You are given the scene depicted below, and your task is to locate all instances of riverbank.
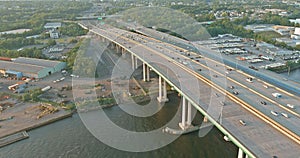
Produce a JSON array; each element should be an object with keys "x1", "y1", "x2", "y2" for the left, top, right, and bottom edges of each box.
[{"x1": 0, "y1": 102, "x2": 73, "y2": 141}]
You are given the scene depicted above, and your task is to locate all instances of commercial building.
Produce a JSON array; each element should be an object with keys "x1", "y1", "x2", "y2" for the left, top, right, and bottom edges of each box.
[
  {"x1": 49, "y1": 29, "x2": 60, "y2": 39},
  {"x1": 44, "y1": 22, "x2": 62, "y2": 30},
  {"x1": 0, "y1": 57, "x2": 66, "y2": 79}
]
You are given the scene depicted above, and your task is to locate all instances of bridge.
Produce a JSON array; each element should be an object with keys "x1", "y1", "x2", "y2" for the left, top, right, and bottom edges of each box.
[{"x1": 78, "y1": 21, "x2": 300, "y2": 158}]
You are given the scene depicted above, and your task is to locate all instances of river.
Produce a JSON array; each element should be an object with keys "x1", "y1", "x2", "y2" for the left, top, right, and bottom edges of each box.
[
  {"x1": 0, "y1": 94, "x2": 237, "y2": 158},
  {"x1": 281, "y1": 68, "x2": 300, "y2": 83}
]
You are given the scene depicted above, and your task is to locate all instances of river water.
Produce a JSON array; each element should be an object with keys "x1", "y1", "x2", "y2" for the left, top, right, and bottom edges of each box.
[
  {"x1": 281, "y1": 69, "x2": 300, "y2": 83},
  {"x1": 0, "y1": 94, "x2": 237, "y2": 158}
]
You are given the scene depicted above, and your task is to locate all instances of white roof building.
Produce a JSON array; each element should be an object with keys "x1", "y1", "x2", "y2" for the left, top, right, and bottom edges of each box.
[{"x1": 44, "y1": 23, "x2": 62, "y2": 29}]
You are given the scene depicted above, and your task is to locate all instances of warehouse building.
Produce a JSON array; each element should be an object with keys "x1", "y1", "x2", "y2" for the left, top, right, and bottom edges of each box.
[
  {"x1": 44, "y1": 22, "x2": 62, "y2": 30},
  {"x1": 0, "y1": 57, "x2": 66, "y2": 79}
]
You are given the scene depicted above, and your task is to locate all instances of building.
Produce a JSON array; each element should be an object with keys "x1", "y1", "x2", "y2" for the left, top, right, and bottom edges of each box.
[
  {"x1": 289, "y1": 19, "x2": 300, "y2": 25},
  {"x1": 272, "y1": 25, "x2": 294, "y2": 36},
  {"x1": 44, "y1": 22, "x2": 62, "y2": 30},
  {"x1": 0, "y1": 57, "x2": 66, "y2": 79},
  {"x1": 49, "y1": 29, "x2": 59, "y2": 39}
]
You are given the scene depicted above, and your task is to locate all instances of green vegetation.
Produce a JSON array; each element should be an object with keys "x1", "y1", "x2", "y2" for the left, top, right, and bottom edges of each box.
[
  {"x1": 255, "y1": 31, "x2": 282, "y2": 39},
  {"x1": 0, "y1": 48, "x2": 44, "y2": 58},
  {"x1": 268, "y1": 61, "x2": 300, "y2": 73},
  {"x1": 207, "y1": 19, "x2": 254, "y2": 38},
  {"x1": 63, "y1": 39, "x2": 96, "y2": 77},
  {"x1": 0, "y1": 1, "x2": 92, "y2": 33},
  {"x1": 60, "y1": 23, "x2": 88, "y2": 37},
  {"x1": 0, "y1": 1, "x2": 92, "y2": 63},
  {"x1": 21, "y1": 88, "x2": 43, "y2": 102},
  {"x1": 47, "y1": 39, "x2": 56, "y2": 47},
  {"x1": 0, "y1": 37, "x2": 38, "y2": 50}
]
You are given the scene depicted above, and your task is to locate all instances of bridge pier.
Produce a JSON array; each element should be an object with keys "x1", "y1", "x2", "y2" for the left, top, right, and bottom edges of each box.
[
  {"x1": 131, "y1": 54, "x2": 135, "y2": 70},
  {"x1": 146, "y1": 65, "x2": 150, "y2": 82},
  {"x1": 157, "y1": 76, "x2": 168, "y2": 102},
  {"x1": 142, "y1": 63, "x2": 150, "y2": 82},
  {"x1": 121, "y1": 48, "x2": 126, "y2": 58},
  {"x1": 101, "y1": 37, "x2": 106, "y2": 43},
  {"x1": 135, "y1": 56, "x2": 138, "y2": 69},
  {"x1": 238, "y1": 148, "x2": 248, "y2": 158},
  {"x1": 116, "y1": 45, "x2": 120, "y2": 53},
  {"x1": 179, "y1": 96, "x2": 193, "y2": 130},
  {"x1": 203, "y1": 116, "x2": 208, "y2": 123}
]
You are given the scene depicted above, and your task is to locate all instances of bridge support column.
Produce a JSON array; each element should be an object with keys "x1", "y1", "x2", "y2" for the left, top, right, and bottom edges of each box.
[
  {"x1": 203, "y1": 116, "x2": 208, "y2": 123},
  {"x1": 116, "y1": 45, "x2": 120, "y2": 53},
  {"x1": 187, "y1": 102, "x2": 192, "y2": 126},
  {"x1": 179, "y1": 96, "x2": 193, "y2": 130},
  {"x1": 157, "y1": 76, "x2": 168, "y2": 102},
  {"x1": 146, "y1": 65, "x2": 150, "y2": 82},
  {"x1": 238, "y1": 148, "x2": 244, "y2": 158},
  {"x1": 121, "y1": 48, "x2": 126, "y2": 58},
  {"x1": 143, "y1": 63, "x2": 146, "y2": 82},
  {"x1": 131, "y1": 54, "x2": 135, "y2": 70},
  {"x1": 135, "y1": 56, "x2": 138, "y2": 69}
]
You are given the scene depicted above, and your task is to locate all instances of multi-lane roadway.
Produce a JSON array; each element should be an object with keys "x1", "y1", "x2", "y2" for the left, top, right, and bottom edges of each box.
[{"x1": 81, "y1": 21, "x2": 300, "y2": 157}]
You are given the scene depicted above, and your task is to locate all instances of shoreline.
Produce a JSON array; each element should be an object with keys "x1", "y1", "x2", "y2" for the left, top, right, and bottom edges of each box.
[{"x1": 0, "y1": 106, "x2": 74, "y2": 148}]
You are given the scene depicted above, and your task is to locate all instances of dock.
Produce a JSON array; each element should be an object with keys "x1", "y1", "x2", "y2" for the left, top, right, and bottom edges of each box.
[{"x1": 0, "y1": 131, "x2": 29, "y2": 148}]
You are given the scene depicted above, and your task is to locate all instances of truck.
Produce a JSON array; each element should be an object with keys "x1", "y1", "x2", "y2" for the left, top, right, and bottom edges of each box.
[
  {"x1": 8, "y1": 84, "x2": 19, "y2": 90},
  {"x1": 41, "y1": 86, "x2": 52, "y2": 92},
  {"x1": 272, "y1": 93, "x2": 282, "y2": 98}
]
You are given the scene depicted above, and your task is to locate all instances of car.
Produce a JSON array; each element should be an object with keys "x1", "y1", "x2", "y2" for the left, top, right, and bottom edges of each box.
[
  {"x1": 215, "y1": 93, "x2": 219, "y2": 97},
  {"x1": 246, "y1": 77, "x2": 253, "y2": 83},
  {"x1": 271, "y1": 111, "x2": 279, "y2": 116},
  {"x1": 287, "y1": 104, "x2": 295, "y2": 109},
  {"x1": 229, "y1": 86, "x2": 235, "y2": 89},
  {"x1": 213, "y1": 75, "x2": 218, "y2": 78},
  {"x1": 263, "y1": 85, "x2": 269, "y2": 88},
  {"x1": 232, "y1": 91, "x2": 239, "y2": 95},
  {"x1": 272, "y1": 93, "x2": 282, "y2": 98},
  {"x1": 239, "y1": 120, "x2": 246, "y2": 126},
  {"x1": 260, "y1": 101, "x2": 267, "y2": 105},
  {"x1": 281, "y1": 113, "x2": 289, "y2": 118},
  {"x1": 220, "y1": 101, "x2": 225, "y2": 106}
]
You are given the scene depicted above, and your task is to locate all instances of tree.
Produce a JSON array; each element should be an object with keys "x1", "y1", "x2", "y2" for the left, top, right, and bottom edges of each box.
[
  {"x1": 22, "y1": 93, "x2": 31, "y2": 101},
  {"x1": 47, "y1": 39, "x2": 56, "y2": 46}
]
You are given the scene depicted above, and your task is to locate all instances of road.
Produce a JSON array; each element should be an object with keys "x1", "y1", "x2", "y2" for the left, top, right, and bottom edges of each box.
[{"x1": 82, "y1": 22, "x2": 300, "y2": 157}]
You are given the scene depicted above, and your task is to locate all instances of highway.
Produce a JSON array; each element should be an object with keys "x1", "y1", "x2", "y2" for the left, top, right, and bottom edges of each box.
[
  {"x1": 82, "y1": 22, "x2": 300, "y2": 157},
  {"x1": 124, "y1": 22, "x2": 300, "y2": 95}
]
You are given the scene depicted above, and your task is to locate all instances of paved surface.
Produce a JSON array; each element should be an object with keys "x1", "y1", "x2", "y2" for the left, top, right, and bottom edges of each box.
[{"x1": 82, "y1": 22, "x2": 300, "y2": 158}]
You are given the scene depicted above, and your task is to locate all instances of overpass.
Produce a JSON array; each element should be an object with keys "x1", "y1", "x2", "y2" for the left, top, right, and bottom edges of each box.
[{"x1": 78, "y1": 22, "x2": 300, "y2": 158}]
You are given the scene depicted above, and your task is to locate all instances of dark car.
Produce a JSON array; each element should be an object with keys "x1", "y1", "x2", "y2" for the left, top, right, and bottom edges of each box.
[
  {"x1": 260, "y1": 101, "x2": 267, "y2": 105},
  {"x1": 233, "y1": 91, "x2": 239, "y2": 95}
]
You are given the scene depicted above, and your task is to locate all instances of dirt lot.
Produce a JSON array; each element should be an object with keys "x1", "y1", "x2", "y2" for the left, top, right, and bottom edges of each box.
[{"x1": 0, "y1": 101, "x2": 71, "y2": 138}]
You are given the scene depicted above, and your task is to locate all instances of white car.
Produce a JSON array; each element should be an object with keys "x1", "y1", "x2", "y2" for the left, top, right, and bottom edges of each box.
[
  {"x1": 281, "y1": 113, "x2": 289, "y2": 118},
  {"x1": 287, "y1": 104, "x2": 295, "y2": 109},
  {"x1": 271, "y1": 111, "x2": 279, "y2": 116},
  {"x1": 239, "y1": 120, "x2": 246, "y2": 126}
]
